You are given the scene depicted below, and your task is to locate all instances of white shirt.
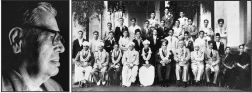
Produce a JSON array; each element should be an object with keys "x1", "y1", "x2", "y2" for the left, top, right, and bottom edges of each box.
[
  {"x1": 153, "y1": 35, "x2": 157, "y2": 45},
  {"x1": 173, "y1": 26, "x2": 183, "y2": 37},
  {"x1": 178, "y1": 17, "x2": 188, "y2": 27},
  {"x1": 78, "y1": 38, "x2": 83, "y2": 46},
  {"x1": 90, "y1": 39, "x2": 101, "y2": 52},
  {"x1": 148, "y1": 18, "x2": 158, "y2": 27},
  {"x1": 216, "y1": 42, "x2": 220, "y2": 50},
  {"x1": 129, "y1": 25, "x2": 141, "y2": 40},
  {"x1": 165, "y1": 36, "x2": 178, "y2": 51},
  {"x1": 215, "y1": 26, "x2": 227, "y2": 38},
  {"x1": 200, "y1": 27, "x2": 214, "y2": 36},
  {"x1": 194, "y1": 37, "x2": 208, "y2": 52},
  {"x1": 119, "y1": 37, "x2": 131, "y2": 51}
]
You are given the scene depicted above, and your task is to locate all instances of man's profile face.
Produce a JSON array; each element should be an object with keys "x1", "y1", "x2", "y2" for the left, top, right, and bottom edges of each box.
[{"x1": 37, "y1": 13, "x2": 65, "y2": 77}]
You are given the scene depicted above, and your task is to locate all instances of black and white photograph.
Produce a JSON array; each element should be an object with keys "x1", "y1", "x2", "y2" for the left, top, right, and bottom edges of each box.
[
  {"x1": 71, "y1": 0, "x2": 251, "y2": 92},
  {"x1": 1, "y1": 0, "x2": 69, "y2": 91}
]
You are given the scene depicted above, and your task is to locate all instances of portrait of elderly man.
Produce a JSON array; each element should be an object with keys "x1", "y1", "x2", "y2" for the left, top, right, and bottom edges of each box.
[{"x1": 2, "y1": 1, "x2": 69, "y2": 91}]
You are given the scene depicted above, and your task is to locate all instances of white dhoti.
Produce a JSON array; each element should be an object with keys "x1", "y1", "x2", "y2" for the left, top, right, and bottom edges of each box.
[
  {"x1": 122, "y1": 66, "x2": 138, "y2": 87},
  {"x1": 74, "y1": 65, "x2": 92, "y2": 83},
  {"x1": 139, "y1": 65, "x2": 155, "y2": 86}
]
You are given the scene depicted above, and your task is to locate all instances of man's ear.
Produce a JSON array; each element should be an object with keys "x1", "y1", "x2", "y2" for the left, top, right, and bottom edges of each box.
[{"x1": 9, "y1": 27, "x2": 23, "y2": 54}]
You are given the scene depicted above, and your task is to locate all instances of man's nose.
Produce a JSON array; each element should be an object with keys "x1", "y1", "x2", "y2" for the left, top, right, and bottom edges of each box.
[{"x1": 55, "y1": 41, "x2": 65, "y2": 53}]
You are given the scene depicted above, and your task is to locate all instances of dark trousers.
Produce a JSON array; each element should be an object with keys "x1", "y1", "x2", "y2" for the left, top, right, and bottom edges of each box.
[
  {"x1": 108, "y1": 66, "x2": 121, "y2": 85},
  {"x1": 157, "y1": 63, "x2": 171, "y2": 81}
]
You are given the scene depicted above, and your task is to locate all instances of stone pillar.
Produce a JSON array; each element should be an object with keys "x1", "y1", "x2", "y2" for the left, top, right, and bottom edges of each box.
[
  {"x1": 199, "y1": 2, "x2": 212, "y2": 29},
  {"x1": 155, "y1": 1, "x2": 160, "y2": 23},
  {"x1": 102, "y1": 1, "x2": 110, "y2": 39},
  {"x1": 247, "y1": 1, "x2": 251, "y2": 50}
]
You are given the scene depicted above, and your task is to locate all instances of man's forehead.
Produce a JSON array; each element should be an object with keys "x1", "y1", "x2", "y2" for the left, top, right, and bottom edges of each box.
[{"x1": 34, "y1": 12, "x2": 60, "y2": 32}]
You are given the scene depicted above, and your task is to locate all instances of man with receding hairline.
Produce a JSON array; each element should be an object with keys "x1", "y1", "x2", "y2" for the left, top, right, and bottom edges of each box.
[{"x1": 2, "y1": 2, "x2": 65, "y2": 91}]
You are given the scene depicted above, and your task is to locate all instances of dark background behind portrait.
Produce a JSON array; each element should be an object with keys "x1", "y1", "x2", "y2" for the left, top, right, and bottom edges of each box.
[{"x1": 1, "y1": 0, "x2": 69, "y2": 91}]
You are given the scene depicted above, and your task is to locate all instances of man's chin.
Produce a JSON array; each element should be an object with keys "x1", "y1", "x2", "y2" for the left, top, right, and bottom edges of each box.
[{"x1": 49, "y1": 68, "x2": 59, "y2": 77}]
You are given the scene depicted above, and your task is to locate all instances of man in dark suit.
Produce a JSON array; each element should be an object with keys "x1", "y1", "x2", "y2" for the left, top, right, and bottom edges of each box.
[
  {"x1": 148, "y1": 29, "x2": 161, "y2": 66},
  {"x1": 104, "y1": 31, "x2": 116, "y2": 53},
  {"x1": 142, "y1": 20, "x2": 151, "y2": 40},
  {"x1": 114, "y1": 18, "x2": 128, "y2": 43},
  {"x1": 157, "y1": 20, "x2": 169, "y2": 39},
  {"x1": 184, "y1": 31, "x2": 194, "y2": 52},
  {"x1": 72, "y1": 30, "x2": 85, "y2": 58},
  {"x1": 184, "y1": 31, "x2": 194, "y2": 85},
  {"x1": 214, "y1": 33, "x2": 225, "y2": 56},
  {"x1": 133, "y1": 29, "x2": 143, "y2": 53}
]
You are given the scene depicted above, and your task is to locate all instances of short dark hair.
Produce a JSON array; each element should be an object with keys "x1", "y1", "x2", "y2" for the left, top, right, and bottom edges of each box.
[
  {"x1": 215, "y1": 33, "x2": 220, "y2": 37},
  {"x1": 108, "y1": 31, "x2": 114, "y2": 34},
  {"x1": 161, "y1": 39, "x2": 168, "y2": 45},
  {"x1": 199, "y1": 30, "x2": 205, "y2": 34},
  {"x1": 78, "y1": 30, "x2": 83, "y2": 33},
  {"x1": 184, "y1": 31, "x2": 189, "y2": 35},
  {"x1": 144, "y1": 20, "x2": 149, "y2": 23},
  {"x1": 131, "y1": 18, "x2": 136, "y2": 22},
  {"x1": 107, "y1": 22, "x2": 112, "y2": 25},
  {"x1": 169, "y1": 29, "x2": 174, "y2": 33},
  {"x1": 225, "y1": 47, "x2": 230, "y2": 50},
  {"x1": 239, "y1": 44, "x2": 245, "y2": 49},
  {"x1": 218, "y1": 19, "x2": 224, "y2": 24},
  {"x1": 160, "y1": 20, "x2": 165, "y2": 23},
  {"x1": 208, "y1": 41, "x2": 214, "y2": 45},
  {"x1": 93, "y1": 31, "x2": 99, "y2": 34},
  {"x1": 135, "y1": 29, "x2": 141, "y2": 34}
]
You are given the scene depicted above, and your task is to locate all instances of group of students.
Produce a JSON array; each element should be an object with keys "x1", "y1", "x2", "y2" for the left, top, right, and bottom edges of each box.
[{"x1": 72, "y1": 8, "x2": 251, "y2": 90}]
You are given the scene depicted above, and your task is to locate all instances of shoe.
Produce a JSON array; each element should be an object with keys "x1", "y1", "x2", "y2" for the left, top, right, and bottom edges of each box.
[
  {"x1": 183, "y1": 82, "x2": 187, "y2": 88},
  {"x1": 97, "y1": 80, "x2": 101, "y2": 86},
  {"x1": 102, "y1": 81, "x2": 106, "y2": 86},
  {"x1": 176, "y1": 80, "x2": 181, "y2": 87}
]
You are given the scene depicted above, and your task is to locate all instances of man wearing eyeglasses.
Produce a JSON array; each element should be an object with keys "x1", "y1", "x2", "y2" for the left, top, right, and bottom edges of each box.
[{"x1": 2, "y1": 2, "x2": 65, "y2": 91}]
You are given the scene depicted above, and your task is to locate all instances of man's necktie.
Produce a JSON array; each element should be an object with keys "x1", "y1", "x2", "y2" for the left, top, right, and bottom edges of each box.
[{"x1": 210, "y1": 50, "x2": 213, "y2": 57}]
